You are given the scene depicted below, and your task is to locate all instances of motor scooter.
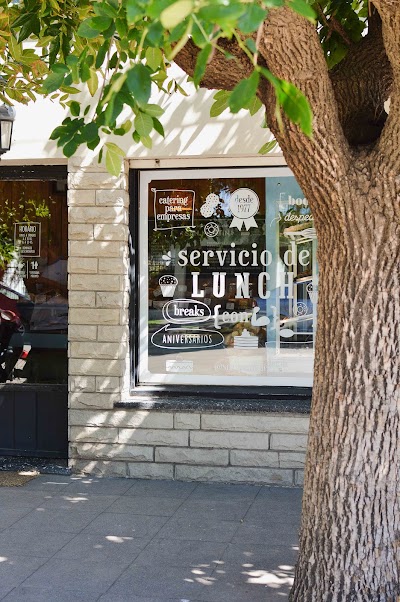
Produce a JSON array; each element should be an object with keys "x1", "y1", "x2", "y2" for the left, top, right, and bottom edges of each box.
[{"x1": 0, "y1": 309, "x2": 31, "y2": 383}]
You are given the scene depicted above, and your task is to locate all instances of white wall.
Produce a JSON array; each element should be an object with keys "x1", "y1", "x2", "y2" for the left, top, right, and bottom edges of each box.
[{"x1": 2, "y1": 67, "x2": 280, "y2": 164}]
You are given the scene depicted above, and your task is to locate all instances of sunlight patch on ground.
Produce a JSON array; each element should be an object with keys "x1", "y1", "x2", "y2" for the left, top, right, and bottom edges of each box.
[{"x1": 243, "y1": 569, "x2": 294, "y2": 588}]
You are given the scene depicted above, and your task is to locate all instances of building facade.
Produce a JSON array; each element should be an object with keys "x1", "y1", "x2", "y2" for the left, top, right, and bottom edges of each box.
[{"x1": 0, "y1": 76, "x2": 312, "y2": 485}]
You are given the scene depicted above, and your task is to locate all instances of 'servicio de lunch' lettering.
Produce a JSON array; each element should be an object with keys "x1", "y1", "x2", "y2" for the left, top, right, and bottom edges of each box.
[{"x1": 178, "y1": 242, "x2": 310, "y2": 268}]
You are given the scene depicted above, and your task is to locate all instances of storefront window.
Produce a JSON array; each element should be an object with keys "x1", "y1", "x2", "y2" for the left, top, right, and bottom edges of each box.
[
  {"x1": 138, "y1": 167, "x2": 317, "y2": 387},
  {"x1": 0, "y1": 179, "x2": 68, "y2": 384}
]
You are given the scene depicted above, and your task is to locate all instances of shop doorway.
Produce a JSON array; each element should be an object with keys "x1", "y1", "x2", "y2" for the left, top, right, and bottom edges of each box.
[{"x1": 0, "y1": 166, "x2": 68, "y2": 458}]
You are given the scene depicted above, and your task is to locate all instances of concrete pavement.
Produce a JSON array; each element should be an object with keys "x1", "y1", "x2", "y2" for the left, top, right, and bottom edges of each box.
[{"x1": 0, "y1": 475, "x2": 302, "y2": 601}]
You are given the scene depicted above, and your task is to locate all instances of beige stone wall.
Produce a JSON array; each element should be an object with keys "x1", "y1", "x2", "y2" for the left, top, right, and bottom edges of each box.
[
  {"x1": 67, "y1": 157, "x2": 309, "y2": 486},
  {"x1": 67, "y1": 159, "x2": 130, "y2": 412},
  {"x1": 69, "y1": 409, "x2": 308, "y2": 486}
]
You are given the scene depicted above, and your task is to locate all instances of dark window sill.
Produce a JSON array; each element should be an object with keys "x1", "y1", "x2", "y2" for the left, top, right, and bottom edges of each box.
[{"x1": 116, "y1": 385, "x2": 312, "y2": 413}]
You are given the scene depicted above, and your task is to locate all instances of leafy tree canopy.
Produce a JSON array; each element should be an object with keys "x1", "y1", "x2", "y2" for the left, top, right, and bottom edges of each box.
[{"x1": 0, "y1": 0, "x2": 369, "y2": 174}]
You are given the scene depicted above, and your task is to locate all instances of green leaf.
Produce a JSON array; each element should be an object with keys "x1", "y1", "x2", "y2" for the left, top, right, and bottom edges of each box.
[
  {"x1": 197, "y1": 3, "x2": 245, "y2": 26},
  {"x1": 229, "y1": 71, "x2": 260, "y2": 114},
  {"x1": 160, "y1": 0, "x2": 193, "y2": 29},
  {"x1": 81, "y1": 122, "x2": 99, "y2": 142},
  {"x1": 120, "y1": 119, "x2": 132, "y2": 133},
  {"x1": 277, "y1": 80, "x2": 313, "y2": 136},
  {"x1": 63, "y1": 139, "x2": 79, "y2": 158},
  {"x1": 146, "y1": 21, "x2": 164, "y2": 46},
  {"x1": 134, "y1": 112, "x2": 153, "y2": 136},
  {"x1": 90, "y1": 16, "x2": 113, "y2": 31},
  {"x1": 245, "y1": 38, "x2": 257, "y2": 54},
  {"x1": 126, "y1": 64, "x2": 152, "y2": 106},
  {"x1": 152, "y1": 117, "x2": 165, "y2": 137},
  {"x1": 259, "y1": 140, "x2": 277, "y2": 155},
  {"x1": 210, "y1": 90, "x2": 230, "y2": 117},
  {"x1": 77, "y1": 19, "x2": 101, "y2": 39},
  {"x1": 288, "y1": 0, "x2": 316, "y2": 21},
  {"x1": 245, "y1": 95, "x2": 262, "y2": 116},
  {"x1": 146, "y1": 47, "x2": 163, "y2": 71},
  {"x1": 18, "y1": 15, "x2": 40, "y2": 42},
  {"x1": 88, "y1": 136, "x2": 101, "y2": 150},
  {"x1": 193, "y1": 44, "x2": 212, "y2": 87},
  {"x1": 140, "y1": 134, "x2": 153, "y2": 149},
  {"x1": 105, "y1": 142, "x2": 125, "y2": 176},
  {"x1": 142, "y1": 104, "x2": 164, "y2": 117},
  {"x1": 69, "y1": 101, "x2": 80, "y2": 116},
  {"x1": 126, "y1": 0, "x2": 142, "y2": 24},
  {"x1": 94, "y1": 2, "x2": 118, "y2": 18},
  {"x1": 41, "y1": 64, "x2": 69, "y2": 94},
  {"x1": 238, "y1": 5, "x2": 267, "y2": 33},
  {"x1": 87, "y1": 69, "x2": 99, "y2": 96},
  {"x1": 116, "y1": 16, "x2": 128, "y2": 39},
  {"x1": 95, "y1": 40, "x2": 110, "y2": 69}
]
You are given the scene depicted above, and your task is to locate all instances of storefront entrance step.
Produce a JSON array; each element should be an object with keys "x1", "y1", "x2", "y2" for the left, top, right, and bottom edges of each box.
[{"x1": 0, "y1": 455, "x2": 71, "y2": 475}]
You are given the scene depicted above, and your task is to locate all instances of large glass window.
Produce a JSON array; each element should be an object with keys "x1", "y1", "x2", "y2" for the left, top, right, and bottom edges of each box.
[
  {"x1": 0, "y1": 179, "x2": 68, "y2": 384},
  {"x1": 138, "y1": 167, "x2": 317, "y2": 387}
]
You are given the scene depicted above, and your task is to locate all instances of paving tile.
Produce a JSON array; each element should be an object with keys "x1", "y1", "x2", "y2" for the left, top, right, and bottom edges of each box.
[
  {"x1": 133, "y1": 538, "x2": 227, "y2": 568},
  {"x1": 1, "y1": 586, "x2": 99, "y2": 602},
  {"x1": 175, "y1": 499, "x2": 253, "y2": 521},
  {"x1": 0, "y1": 529, "x2": 75, "y2": 557},
  {"x1": 244, "y1": 504, "x2": 301, "y2": 527},
  {"x1": 0, "y1": 507, "x2": 32, "y2": 530},
  {"x1": 9, "y1": 508, "x2": 100, "y2": 534},
  {"x1": 40, "y1": 494, "x2": 118, "y2": 513},
  {"x1": 0, "y1": 556, "x2": 48, "y2": 600},
  {"x1": 98, "y1": 592, "x2": 196, "y2": 602},
  {"x1": 189, "y1": 483, "x2": 260, "y2": 502},
  {"x1": 0, "y1": 478, "x2": 302, "y2": 602},
  {"x1": 53, "y1": 532, "x2": 147, "y2": 564},
  {"x1": 19, "y1": 476, "x2": 71, "y2": 492},
  {"x1": 106, "y1": 495, "x2": 184, "y2": 516},
  {"x1": 62, "y1": 477, "x2": 133, "y2": 496},
  {"x1": 156, "y1": 516, "x2": 239, "y2": 543},
  {"x1": 231, "y1": 521, "x2": 299, "y2": 547},
  {"x1": 124, "y1": 479, "x2": 197, "y2": 499},
  {"x1": 256, "y1": 486, "x2": 303, "y2": 503},
  {"x1": 103, "y1": 564, "x2": 213, "y2": 599},
  {"x1": 197, "y1": 566, "x2": 293, "y2": 601},
  {"x1": 195, "y1": 557, "x2": 295, "y2": 602},
  {"x1": 21, "y1": 558, "x2": 127, "y2": 597},
  {"x1": 81, "y1": 512, "x2": 168, "y2": 538},
  {"x1": 0, "y1": 490, "x2": 49, "y2": 510},
  {"x1": 218, "y1": 542, "x2": 298, "y2": 571}
]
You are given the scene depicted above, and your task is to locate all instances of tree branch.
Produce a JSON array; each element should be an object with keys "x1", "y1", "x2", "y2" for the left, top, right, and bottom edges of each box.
[
  {"x1": 316, "y1": 5, "x2": 352, "y2": 46},
  {"x1": 175, "y1": 7, "x2": 351, "y2": 225},
  {"x1": 174, "y1": 37, "x2": 254, "y2": 91},
  {"x1": 371, "y1": 1, "x2": 400, "y2": 173},
  {"x1": 329, "y1": 13, "x2": 392, "y2": 146},
  {"x1": 256, "y1": 8, "x2": 350, "y2": 223}
]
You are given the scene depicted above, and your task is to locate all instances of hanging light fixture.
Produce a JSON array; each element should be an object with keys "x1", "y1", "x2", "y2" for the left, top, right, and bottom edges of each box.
[{"x1": 0, "y1": 104, "x2": 16, "y2": 155}]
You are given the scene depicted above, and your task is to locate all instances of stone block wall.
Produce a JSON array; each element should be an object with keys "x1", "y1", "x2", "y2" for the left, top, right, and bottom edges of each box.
[
  {"x1": 67, "y1": 157, "x2": 309, "y2": 486},
  {"x1": 67, "y1": 159, "x2": 131, "y2": 411},
  {"x1": 69, "y1": 410, "x2": 308, "y2": 486}
]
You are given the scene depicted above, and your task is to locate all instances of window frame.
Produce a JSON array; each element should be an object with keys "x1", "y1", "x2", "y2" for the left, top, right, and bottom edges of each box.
[{"x1": 129, "y1": 167, "x2": 314, "y2": 401}]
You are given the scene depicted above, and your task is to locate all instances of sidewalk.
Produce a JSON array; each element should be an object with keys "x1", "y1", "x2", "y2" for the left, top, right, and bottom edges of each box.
[{"x1": 0, "y1": 475, "x2": 302, "y2": 602}]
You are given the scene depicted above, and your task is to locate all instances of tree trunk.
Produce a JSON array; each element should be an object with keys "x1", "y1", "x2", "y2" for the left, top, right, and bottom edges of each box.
[
  {"x1": 175, "y1": 6, "x2": 400, "y2": 599},
  {"x1": 290, "y1": 176, "x2": 400, "y2": 601}
]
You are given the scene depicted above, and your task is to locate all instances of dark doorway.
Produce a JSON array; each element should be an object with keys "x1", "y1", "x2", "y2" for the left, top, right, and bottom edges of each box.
[{"x1": 0, "y1": 166, "x2": 68, "y2": 458}]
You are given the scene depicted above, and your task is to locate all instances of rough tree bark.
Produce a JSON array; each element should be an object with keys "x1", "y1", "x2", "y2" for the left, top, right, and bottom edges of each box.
[{"x1": 176, "y1": 3, "x2": 400, "y2": 601}]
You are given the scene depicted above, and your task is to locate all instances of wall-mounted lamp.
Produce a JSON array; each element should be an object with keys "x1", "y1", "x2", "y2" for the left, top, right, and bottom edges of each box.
[{"x1": 0, "y1": 104, "x2": 16, "y2": 155}]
